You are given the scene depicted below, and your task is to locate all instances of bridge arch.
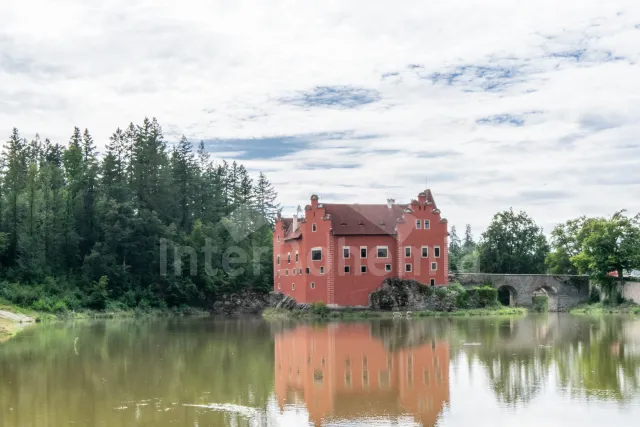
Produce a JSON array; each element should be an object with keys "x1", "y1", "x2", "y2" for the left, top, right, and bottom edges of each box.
[
  {"x1": 454, "y1": 273, "x2": 590, "y2": 312},
  {"x1": 497, "y1": 285, "x2": 517, "y2": 306},
  {"x1": 533, "y1": 285, "x2": 558, "y2": 311}
]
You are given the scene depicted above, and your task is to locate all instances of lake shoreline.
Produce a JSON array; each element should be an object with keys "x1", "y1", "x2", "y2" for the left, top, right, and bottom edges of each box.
[
  {"x1": 570, "y1": 302, "x2": 640, "y2": 315},
  {"x1": 262, "y1": 306, "x2": 528, "y2": 320}
]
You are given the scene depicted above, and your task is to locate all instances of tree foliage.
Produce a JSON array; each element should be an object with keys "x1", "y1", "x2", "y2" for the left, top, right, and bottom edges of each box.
[
  {"x1": 0, "y1": 121, "x2": 279, "y2": 311},
  {"x1": 571, "y1": 211, "x2": 640, "y2": 299},
  {"x1": 478, "y1": 209, "x2": 549, "y2": 274}
]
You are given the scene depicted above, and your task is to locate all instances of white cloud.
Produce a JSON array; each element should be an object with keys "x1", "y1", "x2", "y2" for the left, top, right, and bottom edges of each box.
[{"x1": 1, "y1": 0, "x2": 640, "y2": 234}]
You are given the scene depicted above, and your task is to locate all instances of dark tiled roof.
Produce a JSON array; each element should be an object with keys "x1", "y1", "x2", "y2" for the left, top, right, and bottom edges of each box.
[
  {"x1": 281, "y1": 217, "x2": 302, "y2": 240},
  {"x1": 323, "y1": 204, "x2": 408, "y2": 235}
]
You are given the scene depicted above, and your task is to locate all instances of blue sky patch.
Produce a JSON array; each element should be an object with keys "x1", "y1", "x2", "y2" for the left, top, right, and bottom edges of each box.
[
  {"x1": 477, "y1": 114, "x2": 525, "y2": 126},
  {"x1": 426, "y1": 64, "x2": 522, "y2": 92},
  {"x1": 279, "y1": 85, "x2": 381, "y2": 109}
]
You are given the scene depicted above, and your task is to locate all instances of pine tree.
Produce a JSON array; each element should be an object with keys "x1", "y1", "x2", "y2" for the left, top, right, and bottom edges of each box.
[{"x1": 254, "y1": 172, "x2": 280, "y2": 226}]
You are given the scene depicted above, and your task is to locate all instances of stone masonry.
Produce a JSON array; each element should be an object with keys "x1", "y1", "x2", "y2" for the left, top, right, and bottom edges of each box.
[{"x1": 452, "y1": 273, "x2": 590, "y2": 312}]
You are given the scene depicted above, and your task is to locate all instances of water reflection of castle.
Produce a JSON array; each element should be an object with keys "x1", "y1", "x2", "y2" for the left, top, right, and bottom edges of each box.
[{"x1": 274, "y1": 323, "x2": 450, "y2": 426}]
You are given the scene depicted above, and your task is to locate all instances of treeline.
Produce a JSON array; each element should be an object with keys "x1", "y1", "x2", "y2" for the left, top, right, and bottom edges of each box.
[
  {"x1": 0, "y1": 118, "x2": 279, "y2": 312},
  {"x1": 449, "y1": 208, "x2": 640, "y2": 301}
]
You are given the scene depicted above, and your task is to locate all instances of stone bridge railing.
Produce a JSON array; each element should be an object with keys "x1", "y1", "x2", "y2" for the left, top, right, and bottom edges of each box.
[{"x1": 450, "y1": 273, "x2": 590, "y2": 311}]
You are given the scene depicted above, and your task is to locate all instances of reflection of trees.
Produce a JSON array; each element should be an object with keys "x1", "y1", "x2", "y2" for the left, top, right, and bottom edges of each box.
[
  {"x1": 554, "y1": 317, "x2": 640, "y2": 402},
  {"x1": 450, "y1": 316, "x2": 640, "y2": 406},
  {"x1": 0, "y1": 319, "x2": 274, "y2": 427}
]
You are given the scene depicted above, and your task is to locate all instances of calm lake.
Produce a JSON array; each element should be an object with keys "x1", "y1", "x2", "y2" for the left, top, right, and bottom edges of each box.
[{"x1": 1, "y1": 315, "x2": 640, "y2": 426}]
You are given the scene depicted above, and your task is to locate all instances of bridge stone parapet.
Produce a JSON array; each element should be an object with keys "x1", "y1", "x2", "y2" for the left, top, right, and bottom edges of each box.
[{"x1": 451, "y1": 273, "x2": 590, "y2": 312}]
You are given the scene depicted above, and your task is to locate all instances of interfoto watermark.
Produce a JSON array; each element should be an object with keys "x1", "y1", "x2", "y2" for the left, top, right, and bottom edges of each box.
[{"x1": 159, "y1": 204, "x2": 439, "y2": 279}]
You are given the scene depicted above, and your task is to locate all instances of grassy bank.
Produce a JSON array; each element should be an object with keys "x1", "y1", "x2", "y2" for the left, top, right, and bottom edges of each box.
[
  {"x1": 570, "y1": 302, "x2": 640, "y2": 315},
  {"x1": 263, "y1": 306, "x2": 527, "y2": 320},
  {"x1": 1, "y1": 297, "x2": 210, "y2": 323}
]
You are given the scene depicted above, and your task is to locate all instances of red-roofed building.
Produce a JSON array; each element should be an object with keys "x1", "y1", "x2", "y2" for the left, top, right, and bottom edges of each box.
[{"x1": 273, "y1": 189, "x2": 449, "y2": 307}]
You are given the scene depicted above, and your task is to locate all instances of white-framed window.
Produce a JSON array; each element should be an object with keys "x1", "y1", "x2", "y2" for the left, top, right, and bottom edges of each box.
[
  {"x1": 416, "y1": 220, "x2": 422, "y2": 229},
  {"x1": 377, "y1": 246, "x2": 388, "y2": 258},
  {"x1": 431, "y1": 262, "x2": 437, "y2": 271},
  {"x1": 277, "y1": 270, "x2": 280, "y2": 277},
  {"x1": 361, "y1": 265, "x2": 367, "y2": 273},
  {"x1": 360, "y1": 246, "x2": 367, "y2": 258},
  {"x1": 285, "y1": 269, "x2": 288, "y2": 276},
  {"x1": 310, "y1": 282, "x2": 315, "y2": 289},
  {"x1": 405, "y1": 263, "x2": 412, "y2": 272},
  {"x1": 421, "y1": 246, "x2": 429, "y2": 258},
  {"x1": 312, "y1": 223, "x2": 317, "y2": 232},
  {"x1": 434, "y1": 246, "x2": 440, "y2": 258},
  {"x1": 344, "y1": 265, "x2": 350, "y2": 273},
  {"x1": 385, "y1": 264, "x2": 392, "y2": 272},
  {"x1": 299, "y1": 268, "x2": 302, "y2": 275},
  {"x1": 287, "y1": 252, "x2": 291, "y2": 264},
  {"x1": 311, "y1": 248, "x2": 322, "y2": 261},
  {"x1": 277, "y1": 235, "x2": 280, "y2": 242},
  {"x1": 295, "y1": 251, "x2": 299, "y2": 262},
  {"x1": 424, "y1": 220, "x2": 430, "y2": 229},
  {"x1": 343, "y1": 247, "x2": 350, "y2": 258},
  {"x1": 292, "y1": 283, "x2": 295, "y2": 290},
  {"x1": 293, "y1": 268, "x2": 296, "y2": 276},
  {"x1": 430, "y1": 279, "x2": 436, "y2": 286},
  {"x1": 320, "y1": 266, "x2": 325, "y2": 274},
  {"x1": 305, "y1": 267, "x2": 310, "y2": 275},
  {"x1": 277, "y1": 283, "x2": 281, "y2": 290},
  {"x1": 405, "y1": 246, "x2": 411, "y2": 257},
  {"x1": 277, "y1": 255, "x2": 280, "y2": 265}
]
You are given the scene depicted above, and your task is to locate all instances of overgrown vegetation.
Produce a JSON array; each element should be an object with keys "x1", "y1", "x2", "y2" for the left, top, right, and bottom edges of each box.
[
  {"x1": 570, "y1": 301, "x2": 640, "y2": 315},
  {"x1": 532, "y1": 295, "x2": 549, "y2": 313},
  {"x1": 0, "y1": 121, "x2": 279, "y2": 314}
]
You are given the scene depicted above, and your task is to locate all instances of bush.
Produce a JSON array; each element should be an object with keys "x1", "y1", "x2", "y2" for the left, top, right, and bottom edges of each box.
[
  {"x1": 532, "y1": 295, "x2": 548, "y2": 312},
  {"x1": 468, "y1": 286, "x2": 498, "y2": 307},
  {"x1": 310, "y1": 301, "x2": 329, "y2": 317},
  {"x1": 588, "y1": 286, "x2": 601, "y2": 304},
  {"x1": 449, "y1": 283, "x2": 469, "y2": 308}
]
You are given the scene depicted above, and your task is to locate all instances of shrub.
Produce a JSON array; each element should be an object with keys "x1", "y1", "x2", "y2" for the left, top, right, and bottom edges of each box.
[
  {"x1": 468, "y1": 286, "x2": 498, "y2": 307},
  {"x1": 435, "y1": 287, "x2": 448, "y2": 300},
  {"x1": 588, "y1": 286, "x2": 601, "y2": 304},
  {"x1": 532, "y1": 295, "x2": 548, "y2": 312},
  {"x1": 310, "y1": 301, "x2": 329, "y2": 317},
  {"x1": 448, "y1": 283, "x2": 469, "y2": 309}
]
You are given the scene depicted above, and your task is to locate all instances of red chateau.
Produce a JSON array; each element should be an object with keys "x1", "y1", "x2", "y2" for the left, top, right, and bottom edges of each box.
[{"x1": 273, "y1": 189, "x2": 449, "y2": 307}]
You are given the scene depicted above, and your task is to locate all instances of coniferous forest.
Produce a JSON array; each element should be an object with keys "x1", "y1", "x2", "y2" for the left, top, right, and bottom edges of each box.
[{"x1": 0, "y1": 118, "x2": 280, "y2": 313}]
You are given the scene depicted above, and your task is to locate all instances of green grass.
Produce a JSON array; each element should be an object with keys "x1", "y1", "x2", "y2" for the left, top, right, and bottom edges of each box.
[
  {"x1": 262, "y1": 306, "x2": 527, "y2": 320},
  {"x1": 570, "y1": 302, "x2": 640, "y2": 315}
]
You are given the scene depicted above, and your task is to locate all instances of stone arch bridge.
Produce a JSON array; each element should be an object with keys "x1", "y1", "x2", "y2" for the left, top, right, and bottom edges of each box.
[{"x1": 453, "y1": 273, "x2": 590, "y2": 312}]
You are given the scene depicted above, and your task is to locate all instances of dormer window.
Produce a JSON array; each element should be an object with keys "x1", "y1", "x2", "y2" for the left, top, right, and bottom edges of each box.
[
  {"x1": 312, "y1": 224, "x2": 317, "y2": 232},
  {"x1": 416, "y1": 220, "x2": 422, "y2": 229}
]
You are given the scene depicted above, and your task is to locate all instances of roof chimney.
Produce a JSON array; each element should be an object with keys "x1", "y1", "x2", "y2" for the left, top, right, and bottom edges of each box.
[{"x1": 386, "y1": 198, "x2": 395, "y2": 209}]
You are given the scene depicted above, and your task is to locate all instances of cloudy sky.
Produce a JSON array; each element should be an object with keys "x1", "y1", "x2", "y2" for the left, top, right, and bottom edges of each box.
[{"x1": 2, "y1": 0, "x2": 639, "y2": 235}]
